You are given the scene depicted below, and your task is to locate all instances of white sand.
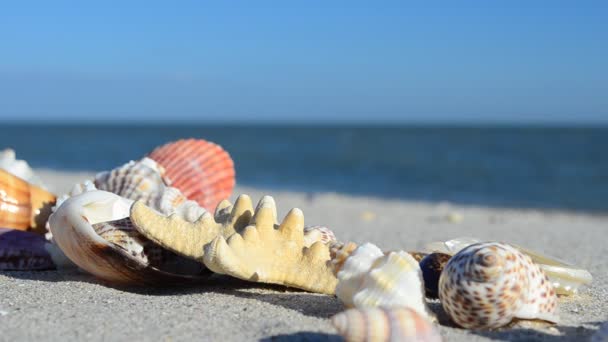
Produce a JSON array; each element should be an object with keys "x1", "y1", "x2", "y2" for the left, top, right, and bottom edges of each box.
[{"x1": 0, "y1": 170, "x2": 606, "y2": 341}]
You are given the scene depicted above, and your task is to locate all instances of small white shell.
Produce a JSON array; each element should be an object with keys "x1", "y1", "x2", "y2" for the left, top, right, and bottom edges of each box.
[
  {"x1": 439, "y1": 242, "x2": 559, "y2": 329},
  {"x1": 0, "y1": 148, "x2": 44, "y2": 187},
  {"x1": 336, "y1": 243, "x2": 433, "y2": 320},
  {"x1": 303, "y1": 225, "x2": 336, "y2": 247},
  {"x1": 426, "y1": 237, "x2": 593, "y2": 296},
  {"x1": 331, "y1": 307, "x2": 442, "y2": 342}
]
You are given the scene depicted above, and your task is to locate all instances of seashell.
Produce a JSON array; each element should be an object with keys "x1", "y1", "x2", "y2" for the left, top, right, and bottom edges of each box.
[
  {"x1": 335, "y1": 243, "x2": 433, "y2": 320},
  {"x1": 419, "y1": 253, "x2": 451, "y2": 299},
  {"x1": 0, "y1": 169, "x2": 56, "y2": 234},
  {"x1": 591, "y1": 322, "x2": 608, "y2": 342},
  {"x1": 49, "y1": 190, "x2": 208, "y2": 285},
  {"x1": 0, "y1": 228, "x2": 56, "y2": 270},
  {"x1": 303, "y1": 225, "x2": 336, "y2": 247},
  {"x1": 331, "y1": 307, "x2": 442, "y2": 342},
  {"x1": 148, "y1": 139, "x2": 235, "y2": 211},
  {"x1": 0, "y1": 148, "x2": 44, "y2": 187},
  {"x1": 426, "y1": 237, "x2": 593, "y2": 296},
  {"x1": 439, "y1": 242, "x2": 559, "y2": 329}
]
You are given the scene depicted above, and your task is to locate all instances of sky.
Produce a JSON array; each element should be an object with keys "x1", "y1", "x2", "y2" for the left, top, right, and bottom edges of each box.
[{"x1": 0, "y1": 1, "x2": 607, "y2": 124}]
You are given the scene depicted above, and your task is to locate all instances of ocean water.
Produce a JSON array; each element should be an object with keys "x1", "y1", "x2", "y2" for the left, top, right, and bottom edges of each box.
[{"x1": 1, "y1": 124, "x2": 607, "y2": 212}]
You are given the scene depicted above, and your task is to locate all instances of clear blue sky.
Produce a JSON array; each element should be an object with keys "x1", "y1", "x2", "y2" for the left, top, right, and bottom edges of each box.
[{"x1": 1, "y1": 1, "x2": 606, "y2": 124}]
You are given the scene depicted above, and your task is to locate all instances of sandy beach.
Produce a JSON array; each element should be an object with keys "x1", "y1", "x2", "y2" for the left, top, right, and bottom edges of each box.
[{"x1": 1, "y1": 169, "x2": 606, "y2": 341}]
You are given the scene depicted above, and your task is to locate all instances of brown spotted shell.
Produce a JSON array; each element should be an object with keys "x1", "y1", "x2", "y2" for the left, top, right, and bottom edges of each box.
[
  {"x1": 331, "y1": 307, "x2": 442, "y2": 342},
  {"x1": 438, "y1": 242, "x2": 558, "y2": 329}
]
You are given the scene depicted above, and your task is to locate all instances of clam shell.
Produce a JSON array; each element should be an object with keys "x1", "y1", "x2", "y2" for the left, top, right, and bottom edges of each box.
[
  {"x1": 439, "y1": 242, "x2": 559, "y2": 329},
  {"x1": 419, "y1": 253, "x2": 451, "y2": 299},
  {"x1": 0, "y1": 148, "x2": 44, "y2": 187},
  {"x1": 426, "y1": 237, "x2": 593, "y2": 296},
  {"x1": 49, "y1": 190, "x2": 208, "y2": 285},
  {"x1": 331, "y1": 307, "x2": 442, "y2": 342},
  {"x1": 0, "y1": 169, "x2": 56, "y2": 234},
  {"x1": 0, "y1": 228, "x2": 55, "y2": 270},
  {"x1": 148, "y1": 139, "x2": 235, "y2": 211},
  {"x1": 335, "y1": 243, "x2": 433, "y2": 320}
]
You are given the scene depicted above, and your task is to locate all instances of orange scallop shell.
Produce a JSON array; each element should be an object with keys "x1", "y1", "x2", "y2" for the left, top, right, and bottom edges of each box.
[
  {"x1": 0, "y1": 169, "x2": 56, "y2": 234},
  {"x1": 148, "y1": 139, "x2": 235, "y2": 211}
]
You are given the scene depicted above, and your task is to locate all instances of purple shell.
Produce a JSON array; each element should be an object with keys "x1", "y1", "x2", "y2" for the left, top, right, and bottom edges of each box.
[{"x1": 0, "y1": 228, "x2": 56, "y2": 270}]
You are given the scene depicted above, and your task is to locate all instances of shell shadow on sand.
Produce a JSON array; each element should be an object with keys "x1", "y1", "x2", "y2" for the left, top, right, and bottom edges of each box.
[{"x1": 260, "y1": 332, "x2": 342, "y2": 342}]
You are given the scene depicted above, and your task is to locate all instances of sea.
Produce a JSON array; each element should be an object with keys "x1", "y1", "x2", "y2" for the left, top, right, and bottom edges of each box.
[{"x1": 1, "y1": 124, "x2": 607, "y2": 212}]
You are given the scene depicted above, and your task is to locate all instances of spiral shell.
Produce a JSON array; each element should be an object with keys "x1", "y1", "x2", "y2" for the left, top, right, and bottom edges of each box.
[
  {"x1": 426, "y1": 237, "x2": 593, "y2": 296},
  {"x1": 335, "y1": 243, "x2": 433, "y2": 320},
  {"x1": 0, "y1": 169, "x2": 56, "y2": 234},
  {"x1": 331, "y1": 307, "x2": 442, "y2": 342},
  {"x1": 148, "y1": 139, "x2": 235, "y2": 211},
  {"x1": 439, "y1": 242, "x2": 559, "y2": 329}
]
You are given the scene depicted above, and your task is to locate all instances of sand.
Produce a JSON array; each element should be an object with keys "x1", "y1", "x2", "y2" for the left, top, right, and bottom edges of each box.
[{"x1": 0, "y1": 169, "x2": 606, "y2": 341}]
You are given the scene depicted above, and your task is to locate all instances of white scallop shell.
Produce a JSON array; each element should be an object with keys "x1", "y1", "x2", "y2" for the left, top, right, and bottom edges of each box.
[
  {"x1": 0, "y1": 148, "x2": 44, "y2": 187},
  {"x1": 439, "y1": 242, "x2": 559, "y2": 329},
  {"x1": 426, "y1": 237, "x2": 592, "y2": 296},
  {"x1": 336, "y1": 243, "x2": 433, "y2": 320},
  {"x1": 331, "y1": 307, "x2": 442, "y2": 342}
]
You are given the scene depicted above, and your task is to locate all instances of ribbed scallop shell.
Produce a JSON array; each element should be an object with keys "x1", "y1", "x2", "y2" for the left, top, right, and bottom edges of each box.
[
  {"x1": 439, "y1": 242, "x2": 559, "y2": 329},
  {"x1": 0, "y1": 148, "x2": 44, "y2": 187},
  {"x1": 148, "y1": 138, "x2": 235, "y2": 211},
  {"x1": 49, "y1": 190, "x2": 208, "y2": 285},
  {"x1": 0, "y1": 169, "x2": 56, "y2": 234},
  {"x1": 426, "y1": 237, "x2": 593, "y2": 296},
  {"x1": 331, "y1": 307, "x2": 442, "y2": 342},
  {"x1": 335, "y1": 244, "x2": 433, "y2": 320}
]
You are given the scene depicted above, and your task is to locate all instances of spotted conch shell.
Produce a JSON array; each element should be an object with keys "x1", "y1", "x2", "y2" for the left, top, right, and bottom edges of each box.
[
  {"x1": 303, "y1": 225, "x2": 337, "y2": 247},
  {"x1": 0, "y1": 169, "x2": 56, "y2": 235},
  {"x1": 131, "y1": 195, "x2": 338, "y2": 294},
  {"x1": 49, "y1": 190, "x2": 208, "y2": 285},
  {"x1": 148, "y1": 139, "x2": 236, "y2": 211},
  {"x1": 0, "y1": 148, "x2": 44, "y2": 187},
  {"x1": 331, "y1": 307, "x2": 442, "y2": 342},
  {"x1": 334, "y1": 243, "x2": 433, "y2": 320},
  {"x1": 439, "y1": 242, "x2": 559, "y2": 329},
  {"x1": 426, "y1": 237, "x2": 592, "y2": 296}
]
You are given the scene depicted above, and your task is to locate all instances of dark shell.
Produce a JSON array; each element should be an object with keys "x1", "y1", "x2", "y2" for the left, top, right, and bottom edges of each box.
[
  {"x1": 420, "y1": 252, "x2": 451, "y2": 299},
  {"x1": 0, "y1": 228, "x2": 56, "y2": 270}
]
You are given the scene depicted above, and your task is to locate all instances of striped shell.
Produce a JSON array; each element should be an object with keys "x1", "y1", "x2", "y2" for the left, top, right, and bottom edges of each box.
[
  {"x1": 439, "y1": 242, "x2": 559, "y2": 329},
  {"x1": 331, "y1": 307, "x2": 442, "y2": 342},
  {"x1": 148, "y1": 139, "x2": 235, "y2": 211},
  {"x1": 335, "y1": 243, "x2": 433, "y2": 320},
  {"x1": 49, "y1": 190, "x2": 208, "y2": 285},
  {"x1": 426, "y1": 237, "x2": 592, "y2": 296},
  {"x1": 0, "y1": 169, "x2": 56, "y2": 235}
]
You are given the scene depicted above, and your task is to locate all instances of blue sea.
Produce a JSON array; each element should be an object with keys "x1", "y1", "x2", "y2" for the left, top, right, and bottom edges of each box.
[{"x1": 1, "y1": 124, "x2": 607, "y2": 212}]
